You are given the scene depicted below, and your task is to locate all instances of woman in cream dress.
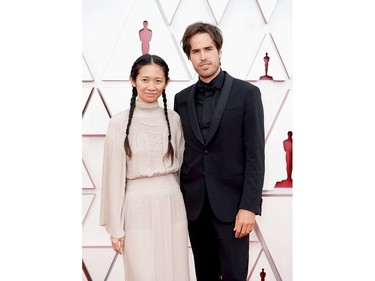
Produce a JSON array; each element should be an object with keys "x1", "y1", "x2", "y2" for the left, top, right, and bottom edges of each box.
[{"x1": 100, "y1": 54, "x2": 189, "y2": 281}]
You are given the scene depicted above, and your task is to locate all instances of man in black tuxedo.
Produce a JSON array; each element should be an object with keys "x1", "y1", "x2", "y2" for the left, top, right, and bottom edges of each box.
[{"x1": 174, "y1": 22, "x2": 265, "y2": 281}]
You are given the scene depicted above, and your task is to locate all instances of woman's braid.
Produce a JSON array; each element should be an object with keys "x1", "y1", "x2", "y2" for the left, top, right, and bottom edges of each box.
[
  {"x1": 124, "y1": 87, "x2": 137, "y2": 158},
  {"x1": 162, "y1": 90, "x2": 174, "y2": 164}
]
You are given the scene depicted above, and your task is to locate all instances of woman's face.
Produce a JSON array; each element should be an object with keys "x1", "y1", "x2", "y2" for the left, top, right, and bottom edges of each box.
[{"x1": 130, "y1": 63, "x2": 169, "y2": 103}]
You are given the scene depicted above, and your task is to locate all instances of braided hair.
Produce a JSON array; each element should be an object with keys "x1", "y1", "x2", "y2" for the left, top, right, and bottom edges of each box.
[
  {"x1": 124, "y1": 54, "x2": 174, "y2": 164},
  {"x1": 162, "y1": 89, "x2": 174, "y2": 164},
  {"x1": 124, "y1": 86, "x2": 137, "y2": 158}
]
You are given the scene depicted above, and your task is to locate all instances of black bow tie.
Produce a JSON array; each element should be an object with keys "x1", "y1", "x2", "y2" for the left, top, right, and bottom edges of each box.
[{"x1": 197, "y1": 81, "x2": 215, "y2": 93}]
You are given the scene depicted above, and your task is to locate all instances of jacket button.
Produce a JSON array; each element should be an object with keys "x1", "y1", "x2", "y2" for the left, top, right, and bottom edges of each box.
[{"x1": 204, "y1": 150, "x2": 208, "y2": 154}]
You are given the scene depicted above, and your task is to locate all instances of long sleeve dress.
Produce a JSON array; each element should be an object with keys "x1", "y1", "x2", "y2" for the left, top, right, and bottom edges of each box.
[{"x1": 100, "y1": 99, "x2": 189, "y2": 281}]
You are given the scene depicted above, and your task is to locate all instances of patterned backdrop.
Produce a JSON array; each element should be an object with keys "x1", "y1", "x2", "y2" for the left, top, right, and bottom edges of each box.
[{"x1": 82, "y1": 0, "x2": 292, "y2": 280}]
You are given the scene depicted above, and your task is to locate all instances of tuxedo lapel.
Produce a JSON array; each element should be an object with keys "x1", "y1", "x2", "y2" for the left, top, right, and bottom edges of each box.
[
  {"x1": 187, "y1": 85, "x2": 205, "y2": 145},
  {"x1": 205, "y1": 73, "x2": 234, "y2": 145}
]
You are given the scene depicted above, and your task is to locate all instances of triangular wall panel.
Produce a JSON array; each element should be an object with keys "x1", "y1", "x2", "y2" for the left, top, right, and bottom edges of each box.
[
  {"x1": 83, "y1": 248, "x2": 119, "y2": 281},
  {"x1": 263, "y1": 90, "x2": 292, "y2": 189},
  {"x1": 208, "y1": 0, "x2": 229, "y2": 23},
  {"x1": 106, "y1": 254, "x2": 125, "y2": 281},
  {"x1": 249, "y1": 253, "x2": 277, "y2": 281},
  {"x1": 82, "y1": 87, "x2": 93, "y2": 113},
  {"x1": 82, "y1": 193, "x2": 109, "y2": 245},
  {"x1": 247, "y1": 33, "x2": 288, "y2": 81},
  {"x1": 219, "y1": 0, "x2": 265, "y2": 80},
  {"x1": 83, "y1": 0, "x2": 135, "y2": 81},
  {"x1": 257, "y1": 84, "x2": 290, "y2": 141},
  {"x1": 255, "y1": 197, "x2": 292, "y2": 281},
  {"x1": 82, "y1": 137, "x2": 105, "y2": 191},
  {"x1": 248, "y1": 242, "x2": 263, "y2": 276},
  {"x1": 257, "y1": 0, "x2": 280, "y2": 23},
  {"x1": 82, "y1": 194, "x2": 95, "y2": 224},
  {"x1": 82, "y1": 55, "x2": 94, "y2": 81},
  {"x1": 170, "y1": 0, "x2": 216, "y2": 79},
  {"x1": 158, "y1": 0, "x2": 181, "y2": 24},
  {"x1": 268, "y1": 0, "x2": 293, "y2": 78},
  {"x1": 102, "y1": 0, "x2": 189, "y2": 81},
  {"x1": 82, "y1": 159, "x2": 95, "y2": 190},
  {"x1": 82, "y1": 88, "x2": 110, "y2": 135},
  {"x1": 250, "y1": 229, "x2": 259, "y2": 242},
  {"x1": 99, "y1": 87, "x2": 133, "y2": 117}
]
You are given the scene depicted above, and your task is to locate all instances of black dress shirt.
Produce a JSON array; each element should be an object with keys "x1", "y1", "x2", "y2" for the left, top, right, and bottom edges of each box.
[{"x1": 195, "y1": 70, "x2": 225, "y2": 141}]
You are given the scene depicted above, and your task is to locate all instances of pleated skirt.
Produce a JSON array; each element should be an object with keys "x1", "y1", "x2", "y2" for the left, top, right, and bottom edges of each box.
[{"x1": 123, "y1": 174, "x2": 190, "y2": 281}]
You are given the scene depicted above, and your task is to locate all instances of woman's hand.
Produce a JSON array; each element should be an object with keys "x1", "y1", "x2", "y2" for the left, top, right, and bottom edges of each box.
[{"x1": 110, "y1": 236, "x2": 125, "y2": 255}]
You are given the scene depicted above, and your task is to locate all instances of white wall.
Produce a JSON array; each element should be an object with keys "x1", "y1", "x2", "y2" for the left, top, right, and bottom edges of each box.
[{"x1": 82, "y1": 0, "x2": 292, "y2": 280}]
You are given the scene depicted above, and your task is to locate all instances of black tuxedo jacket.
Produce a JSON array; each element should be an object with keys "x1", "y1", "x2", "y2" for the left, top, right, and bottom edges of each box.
[{"x1": 174, "y1": 72, "x2": 265, "y2": 222}]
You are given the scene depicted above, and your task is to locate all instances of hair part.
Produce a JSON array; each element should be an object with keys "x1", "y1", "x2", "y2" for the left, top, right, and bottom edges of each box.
[
  {"x1": 181, "y1": 22, "x2": 223, "y2": 58},
  {"x1": 124, "y1": 54, "x2": 174, "y2": 164}
]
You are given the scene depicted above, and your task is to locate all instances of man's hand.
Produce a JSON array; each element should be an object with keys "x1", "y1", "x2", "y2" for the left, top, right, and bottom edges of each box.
[
  {"x1": 233, "y1": 209, "x2": 256, "y2": 238},
  {"x1": 110, "y1": 236, "x2": 125, "y2": 255}
]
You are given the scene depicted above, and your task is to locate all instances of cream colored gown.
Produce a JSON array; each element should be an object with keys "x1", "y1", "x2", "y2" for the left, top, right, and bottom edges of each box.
[{"x1": 100, "y1": 100, "x2": 189, "y2": 281}]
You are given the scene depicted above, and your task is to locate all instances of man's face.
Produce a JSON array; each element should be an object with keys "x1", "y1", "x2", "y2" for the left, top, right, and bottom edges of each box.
[{"x1": 188, "y1": 32, "x2": 222, "y2": 83}]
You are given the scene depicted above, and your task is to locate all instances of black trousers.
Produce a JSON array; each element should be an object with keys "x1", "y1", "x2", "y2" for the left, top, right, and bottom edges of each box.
[{"x1": 188, "y1": 195, "x2": 249, "y2": 281}]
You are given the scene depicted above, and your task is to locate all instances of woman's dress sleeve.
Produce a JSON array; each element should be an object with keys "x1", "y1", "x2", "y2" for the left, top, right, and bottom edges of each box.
[{"x1": 99, "y1": 120, "x2": 127, "y2": 238}]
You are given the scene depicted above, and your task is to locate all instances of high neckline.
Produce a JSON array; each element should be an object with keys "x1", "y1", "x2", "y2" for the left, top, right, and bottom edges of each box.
[{"x1": 136, "y1": 99, "x2": 160, "y2": 109}]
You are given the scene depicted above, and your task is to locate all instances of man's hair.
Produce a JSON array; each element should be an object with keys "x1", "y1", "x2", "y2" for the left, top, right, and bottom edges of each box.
[{"x1": 181, "y1": 22, "x2": 223, "y2": 58}]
